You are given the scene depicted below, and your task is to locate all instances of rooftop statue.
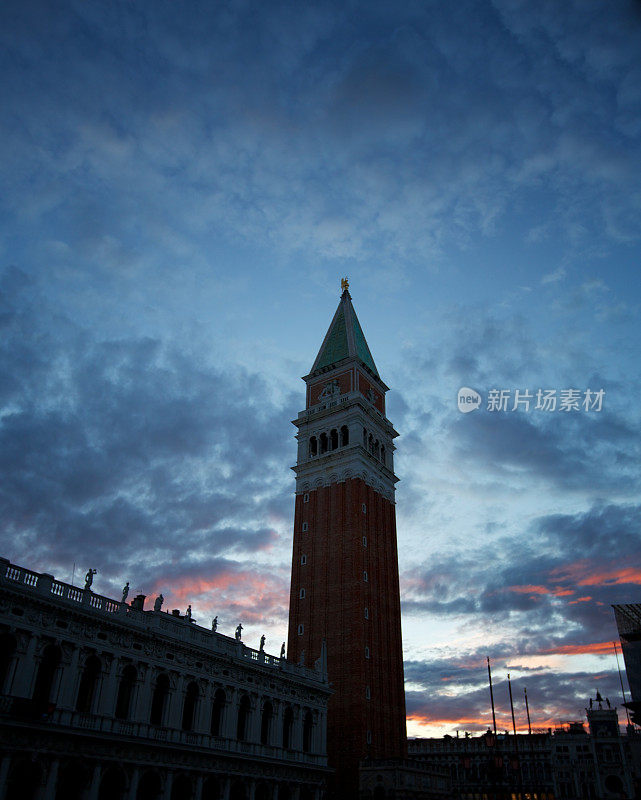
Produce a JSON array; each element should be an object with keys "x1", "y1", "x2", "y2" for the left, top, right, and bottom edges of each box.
[
  {"x1": 259, "y1": 634, "x2": 265, "y2": 651},
  {"x1": 154, "y1": 594, "x2": 164, "y2": 612},
  {"x1": 235, "y1": 623, "x2": 243, "y2": 641},
  {"x1": 121, "y1": 582, "x2": 129, "y2": 602},
  {"x1": 212, "y1": 616, "x2": 218, "y2": 631},
  {"x1": 84, "y1": 568, "x2": 97, "y2": 591}
]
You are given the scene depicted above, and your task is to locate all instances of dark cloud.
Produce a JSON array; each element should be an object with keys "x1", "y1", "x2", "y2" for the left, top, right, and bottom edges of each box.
[
  {"x1": 0, "y1": 268, "x2": 295, "y2": 610},
  {"x1": 402, "y1": 501, "x2": 641, "y2": 660},
  {"x1": 2, "y1": 0, "x2": 639, "y2": 279},
  {"x1": 405, "y1": 652, "x2": 625, "y2": 733},
  {"x1": 450, "y1": 410, "x2": 640, "y2": 493}
]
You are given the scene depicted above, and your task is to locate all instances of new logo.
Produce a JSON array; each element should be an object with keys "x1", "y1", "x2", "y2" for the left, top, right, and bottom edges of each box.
[{"x1": 458, "y1": 387, "x2": 482, "y2": 413}]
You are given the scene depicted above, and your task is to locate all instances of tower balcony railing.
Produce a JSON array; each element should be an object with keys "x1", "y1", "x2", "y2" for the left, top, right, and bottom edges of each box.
[{"x1": 299, "y1": 390, "x2": 383, "y2": 420}]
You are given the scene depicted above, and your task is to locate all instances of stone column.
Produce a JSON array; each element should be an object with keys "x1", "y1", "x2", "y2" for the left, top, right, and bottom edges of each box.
[
  {"x1": 221, "y1": 777, "x2": 231, "y2": 800},
  {"x1": 166, "y1": 675, "x2": 184, "y2": 730},
  {"x1": 86, "y1": 764, "x2": 102, "y2": 800},
  {"x1": 318, "y1": 708, "x2": 327, "y2": 756},
  {"x1": 50, "y1": 652, "x2": 66, "y2": 709},
  {"x1": 196, "y1": 682, "x2": 212, "y2": 734},
  {"x1": 194, "y1": 775, "x2": 204, "y2": 800},
  {"x1": 59, "y1": 645, "x2": 81, "y2": 709},
  {"x1": 162, "y1": 772, "x2": 173, "y2": 800},
  {"x1": 291, "y1": 708, "x2": 302, "y2": 751},
  {"x1": 273, "y1": 702, "x2": 284, "y2": 750},
  {"x1": 133, "y1": 665, "x2": 154, "y2": 723},
  {"x1": 126, "y1": 767, "x2": 140, "y2": 800},
  {"x1": 248, "y1": 780, "x2": 256, "y2": 800},
  {"x1": 247, "y1": 694, "x2": 260, "y2": 743},
  {"x1": 39, "y1": 758, "x2": 59, "y2": 800},
  {"x1": 98, "y1": 655, "x2": 119, "y2": 717},
  {"x1": 11, "y1": 633, "x2": 38, "y2": 698},
  {"x1": 223, "y1": 688, "x2": 237, "y2": 739},
  {"x1": 1, "y1": 641, "x2": 18, "y2": 696},
  {"x1": 0, "y1": 754, "x2": 12, "y2": 800}
]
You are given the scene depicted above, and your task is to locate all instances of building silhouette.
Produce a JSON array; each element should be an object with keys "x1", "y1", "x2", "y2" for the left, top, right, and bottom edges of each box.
[
  {"x1": 409, "y1": 694, "x2": 637, "y2": 800},
  {"x1": 287, "y1": 284, "x2": 407, "y2": 798},
  {"x1": 0, "y1": 557, "x2": 331, "y2": 800}
]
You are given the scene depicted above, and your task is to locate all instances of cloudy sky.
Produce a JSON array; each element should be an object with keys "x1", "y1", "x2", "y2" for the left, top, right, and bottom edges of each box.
[{"x1": 2, "y1": 0, "x2": 640, "y2": 737}]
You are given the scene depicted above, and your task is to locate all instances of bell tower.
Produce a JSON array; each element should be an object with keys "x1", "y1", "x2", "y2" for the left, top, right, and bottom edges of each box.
[{"x1": 287, "y1": 281, "x2": 407, "y2": 798}]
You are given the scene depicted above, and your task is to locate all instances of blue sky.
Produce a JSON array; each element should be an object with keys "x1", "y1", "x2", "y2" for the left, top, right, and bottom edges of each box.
[{"x1": 1, "y1": 0, "x2": 640, "y2": 736}]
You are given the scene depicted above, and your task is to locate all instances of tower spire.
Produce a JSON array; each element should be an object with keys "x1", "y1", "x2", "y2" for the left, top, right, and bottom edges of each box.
[{"x1": 309, "y1": 287, "x2": 379, "y2": 378}]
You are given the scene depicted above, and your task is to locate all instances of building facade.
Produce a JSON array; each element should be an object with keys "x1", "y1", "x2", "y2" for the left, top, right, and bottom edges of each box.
[
  {"x1": 408, "y1": 695, "x2": 637, "y2": 800},
  {"x1": 287, "y1": 285, "x2": 407, "y2": 798},
  {"x1": 0, "y1": 557, "x2": 331, "y2": 800}
]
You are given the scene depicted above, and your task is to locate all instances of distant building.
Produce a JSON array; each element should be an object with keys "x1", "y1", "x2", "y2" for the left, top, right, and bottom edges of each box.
[
  {"x1": 0, "y1": 556, "x2": 331, "y2": 800},
  {"x1": 408, "y1": 694, "x2": 637, "y2": 800},
  {"x1": 287, "y1": 284, "x2": 407, "y2": 798}
]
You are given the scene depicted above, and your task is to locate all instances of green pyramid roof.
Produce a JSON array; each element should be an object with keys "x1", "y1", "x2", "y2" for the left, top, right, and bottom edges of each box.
[{"x1": 310, "y1": 290, "x2": 379, "y2": 377}]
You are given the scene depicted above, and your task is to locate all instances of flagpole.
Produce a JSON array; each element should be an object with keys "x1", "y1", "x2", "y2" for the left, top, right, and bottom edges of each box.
[
  {"x1": 613, "y1": 640, "x2": 631, "y2": 726},
  {"x1": 487, "y1": 656, "x2": 497, "y2": 735},
  {"x1": 524, "y1": 687, "x2": 532, "y2": 735}
]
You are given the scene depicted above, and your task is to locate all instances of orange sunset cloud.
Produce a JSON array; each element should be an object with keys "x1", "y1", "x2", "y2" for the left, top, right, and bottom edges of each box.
[{"x1": 539, "y1": 641, "x2": 613, "y2": 656}]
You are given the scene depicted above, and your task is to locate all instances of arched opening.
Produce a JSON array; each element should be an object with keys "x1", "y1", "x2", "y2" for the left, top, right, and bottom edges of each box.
[
  {"x1": 282, "y1": 706, "x2": 294, "y2": 749},
  {"x1": 202, "y1": 776, "x2": 221, "y2": 800},
  {"x1": 302, "y1": 709, "x2": 313, "y2": 752},
  {"x1": 340, "y1": 425, "x2": 349, "y2": 446},
  {"x1": 368, "y1": 433, "x2": 374, "y2": 454},
  {"x1": 76, "y1": 654, "x2": 101, "y2": 713},
  {"x1": 230, "y1": 782, "x2": 247, "y2": 800},
  {"x1": 236, "y1": 694, "x2": 251, "y2": 741},
  {"x1": 181, "y1": 680, "x2": 199, "y2": 731},
  {"x1": 605, "y1": 776, "x2": 623, "y2": 794},
  {"x1": 114, "y1": 664, "x2": 137, "y2": 720},
  {"x1": 211, "y1": 688, "x2": 226, "y2": 736},
  {"x1": 32, "y1": 643, "x2": 61, "y2": 714},
  {"x1": 170, "y1": 774, "x2": 192, "y2": 800},
  {"x1": 98, "y1": 766, "x2": 126, "y2": 800},
  {"x1": 55, "y1": 761, "x2": 89, "y2": 800},
  {"x1": 319, "y1": 432, "x2": 328, "y2": 454},
  {"x1": 0, "y1": 632, "x2": 17, "y2": 693},
  {"x1": 255, "y1": 784, "x2": 270, "y2": 800},
  {"x1": 260, "y1": 700, "x2": 273, "y2": 745},
  {"x1": 373, "y1": 439, "x2": 380, "y2": 458},
  {"x1": 5, "y1": 758, "x2": 42, "y2": 800},
  {"x1": 150, "y1": 673, "x2": 170, "y2": 726},
  {"x1": 380, "y1": 445, "x2": 385, "y2": 464},
  {"x1": 278, "y1": 786, "x2": 291, "y2": 800},
  {"x1": 309, "y1": 436, "x2": 317, "y2": 457},
  {"x1": 330, "y1": 428, "x2": 338, "y2": 450},
  {"x1": 137, "y1": 771, "x2": 162, "y2": 800},
  {"x1": 363, "y1": 427, "x2": 367, "y2": 446}
]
